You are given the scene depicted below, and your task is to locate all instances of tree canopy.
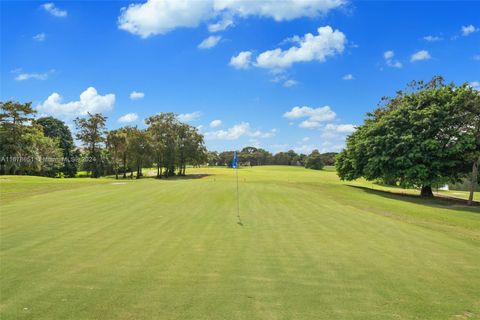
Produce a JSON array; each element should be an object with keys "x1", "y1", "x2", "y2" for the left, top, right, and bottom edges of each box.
[
  {"x1": 336, "y1": 76, "x2": 479, "y2": 199},
  {"x1": 37, "y1": 116, "x2": 79, "y2": 177}
]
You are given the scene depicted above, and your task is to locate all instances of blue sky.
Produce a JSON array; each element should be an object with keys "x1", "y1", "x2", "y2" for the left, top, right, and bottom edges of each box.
[{"x1": 1, "y1": 0, "x2": 479, "y2": 153}]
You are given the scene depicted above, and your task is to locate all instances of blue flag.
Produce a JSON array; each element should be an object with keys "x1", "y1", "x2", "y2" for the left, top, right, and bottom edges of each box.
[{"x1": 232, "y1": 151, "x2": 238, "y2": 169}]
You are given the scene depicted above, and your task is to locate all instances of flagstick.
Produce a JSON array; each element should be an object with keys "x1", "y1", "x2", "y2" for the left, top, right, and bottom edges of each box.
[{"x1": 236, "y1": 164, "x2": 241, "y2": 225}]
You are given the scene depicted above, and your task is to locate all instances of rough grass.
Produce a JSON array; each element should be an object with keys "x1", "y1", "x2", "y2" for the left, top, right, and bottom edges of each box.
[{"x1": 1, "y1": 166, "x2": 479, "y2": 319}]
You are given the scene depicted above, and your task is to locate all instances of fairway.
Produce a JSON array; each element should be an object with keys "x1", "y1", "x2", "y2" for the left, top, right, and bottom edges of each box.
[{"x1": 1, "y1": 166, "x2": 479, "y2": 319}]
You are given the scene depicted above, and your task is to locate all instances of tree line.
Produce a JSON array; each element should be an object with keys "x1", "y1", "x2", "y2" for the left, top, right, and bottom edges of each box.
[
  {"x1": 0, "y1": 102, "x2": 206, "y2": 179},
  {"x1": 0, "y1": 100, "x2": 337, "y2": 178},
  {"x1": 336, "y1": 76, "x2": 480, "y2": 204},
  {"x1": 207, "y1": 147, "x2": 337, "y2": 170}
]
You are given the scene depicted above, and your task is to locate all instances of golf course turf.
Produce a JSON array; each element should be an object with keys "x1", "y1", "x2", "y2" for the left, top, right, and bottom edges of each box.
[{"x1": 1, "y1": 166, "x2": 479, "y2": 319}]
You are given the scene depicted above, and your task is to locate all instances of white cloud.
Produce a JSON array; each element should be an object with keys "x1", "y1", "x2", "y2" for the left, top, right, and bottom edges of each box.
[
  {"x1": 469, "y1": 81, "x2": 480, "y2": 90},
  {"x1": 283, "y1": 79, "x2": 298, "y2": 87},
  {"x1": 383, "y1": 50, "x2": 402, "y2": 68},
  {"x1": 423, "y1": 35, "x2": 442, "y2": 42},
  {"x1": 15, "y1": 72, "x2": 49, "y2": 81},
  {"x1": 270, "y1": 75, "x2": 298, "y2": 87},
  {"x1": 254, "y1": 26, "x2": 346, "y2": 70},
  {"x1": 250, "y1": 128, "x2": 277, "y2": 138},
  {"x1": 204, "y1": 122, "x2": 276, "y2": 140},
  {"x1": 293, "y1": 144, "x2": 316, "y2": 154},
  {"x1": 214, "y1": 0, "x2": 346, "y2": 21},
  {"x1": 129, "y1": 91, "x2": 145, "y2": 100},
  {"x1": 383, "y1": 50, "x2": 394, "y2": 60},
  {"x1": 198, "y1": 35, "x2": 222, "y2": 49},
  {"x1": 410, "y1": 50, "x2": 431, "y2": 62},
  {"x1": 33, "y1": 33, "x2": 46, "y2": 42},
  {"x1": 299, "y1": 120, "x2": 322, "y2": 128},
  {"x1": 301, "y1": 137, "x2": 310, "y2": 142},
  {"x1": 178, "y1": 111, "x2": 201, "y2": 122},
  {"x1": 209, "y1": 119, "x2": 222, "y2": 128},
  {"x1": 118, "y1": 113, "x2": 139, "y2": 123},
  {"x1": 42, "y1": 3, "x2": 67, "y2": 17},
  {"x1": 118, "y1": 1, "x2": 213, "y2": 38},
  {"x1": 118, "y1": 0, "x2": 346, "y2": 38},
  {"x1": 248, "y1": 138, "x2": 261, "y2": 148},
  {"x1": 342, "y1": 73, "x2": 354, "y2": 80},
  {"x1": 461, "y1": 25, "x2": 479, "y2": 36},
  {"x1": 208, "y1": 18, "x2": 234, "y2": 32},
  {"x1": 37, "y1": 87, "x2": 115, "y2": 118},
  {"x1": 283, "y1": 105, "x2": 336, "y2": 122},
  {"x1": 229, "y1": 51, "x2": 252, "y2": 69},
  {"x1": 324, "y1": 123, "x2": 356, "y2": 133},
  {"x1": 13, "y1": 69, "x2": 54, "y2": 81}
]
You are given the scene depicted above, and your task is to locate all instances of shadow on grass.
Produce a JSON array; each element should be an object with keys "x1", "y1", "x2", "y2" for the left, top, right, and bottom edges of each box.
[
  {"x1": 347, "y1": 185, "x2": 480, "y2": 214},
  {"x1": 156, "y1": 174, "x2": 213, "y2": 181},
  {"x1": 113, "y1": 173, "x2": 213, "y2": 181}
]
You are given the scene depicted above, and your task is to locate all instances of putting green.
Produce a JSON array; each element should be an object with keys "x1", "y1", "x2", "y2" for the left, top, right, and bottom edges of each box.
[{"x1": 1, "y1": 166, "x2": 479, "y2": 319}]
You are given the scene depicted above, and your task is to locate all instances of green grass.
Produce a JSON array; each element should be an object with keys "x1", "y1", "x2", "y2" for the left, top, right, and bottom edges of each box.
[{"x1": 1, "y1": 166, "x2": 479, "y2": 320}]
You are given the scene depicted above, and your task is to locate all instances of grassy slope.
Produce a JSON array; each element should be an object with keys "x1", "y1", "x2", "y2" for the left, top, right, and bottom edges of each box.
[{"x1": 0, "y1": 166, "x2": 479, "y2": 320}]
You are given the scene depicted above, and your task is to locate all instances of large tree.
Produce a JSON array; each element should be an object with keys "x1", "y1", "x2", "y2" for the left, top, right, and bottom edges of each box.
[
  {"x1": 126, "y1": 127, "x2": 153, "y2": 179},
  {"x1": 74, "y1": 113, "x2": 107, "y2": 178},
  {"x1": 337, "y1": 76, "x2": 476, "y2": 198},
  {"x1": 178, "y1": 124, "x2": 206, "y2": 174},
  {"x1": 0, "y1": 101, "x2": 62, "y2": 176},
  {"x1": 37, "y1": 116, "x2": 79, "y2": 177},
  {"x1": 459, "y1": 85, "x2": 480, "y2": 204},
  {"x1": 0, "y1": 101, "x2": 36, "y2": 174},
  {"x1": 146, "y1": 113, "x2": 177, "y2": 178}
]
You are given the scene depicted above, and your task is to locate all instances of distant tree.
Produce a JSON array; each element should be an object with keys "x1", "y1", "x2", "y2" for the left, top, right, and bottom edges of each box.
[
  {"x1": 126, "y1": 127, "x2": 153, "y2": 179},
  {"x1": 207, "y1": 151, "x2": 219, "y2": 166},
  {"x1": 319, "y1": 152, "x2": 338, "y2": 166},
  {"x1": 239, "y1": 146, "x2": 257, "y2": 166},
  {"x1": 218, "y1": 151, "x2": 234, "y2": 167},
  {"x1": 106, "y1": 129, "x2": 127, "y2": 179},
  {"x1": 0, "y1": 101, "x2": 64, "y2": 176},
  {"x1": 146, "y1": 113, "x2": 177, "y2": 178},
  {"x1": 176, "y1": 123, "x2": 191, "y2": 175},
  {"x1": 0, "y1": 101, "x2": 37, "y2": 174},
  {"x1": 74, "y1": 113, "x2": 107, "y2": 178},
  {"x1": 305, "y1": 150, "x2": 325, "y2": 170},
  {"x1": 337, "y1": 76, "x2": 475, "y2": 198},
  {"x1": 179, "y1": 125, "x2": 206, "y2": 175},
  {"x1": 273, "y1": 150, "x2": 299, "y2": 166},
  {"x1": 37, "y1": 116, "x2": 78, "y2": 177},
  {"x1": 32, "y1": 132, "x2": 64, "y2": 177}
]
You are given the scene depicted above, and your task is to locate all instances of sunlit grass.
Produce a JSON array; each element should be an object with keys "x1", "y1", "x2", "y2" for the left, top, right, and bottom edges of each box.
[{"x1": 1, "y1": 166, "x2": 479, "y2": 319}]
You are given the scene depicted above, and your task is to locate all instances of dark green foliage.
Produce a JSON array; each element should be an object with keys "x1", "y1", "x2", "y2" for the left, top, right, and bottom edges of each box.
[
  {"x1": 74, "y1": 113, "x2": 107, "y2": 178},
  {"x1": 336, "y1": 76, "x2": 480, "y2": 199},
  {"x1": 319, "y1": 152, "x2": 337, "y2": 166},
  {"x1": 0, "y1": 101, "x2": 63, "y2": 176},
  {"x1": 106, "y1": 129, "x2": 127, "y2": 179},
  {"x1": 305, "y1": 150, "x2": 325, "y2": 170},
  {"x1": 145, "y1": 113, "x2": 206, "y2": 178},
  {"x1": 212, "y1": 147, "x2": 331, "y2": 168},
  {"x1": 37, "y1": 116, "x2": 78, "y2": 177}
]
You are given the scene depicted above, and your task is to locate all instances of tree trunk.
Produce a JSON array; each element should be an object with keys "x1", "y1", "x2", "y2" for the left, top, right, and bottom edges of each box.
[
  {"x1": 123, "y1": 152, "x2": 127, "y2": 179},
  {"x1": 468, "y1": 161, "x2": 478, "y2": 206},
  {"x1": 157, "y1": 163, "x2": 160, "y2": 178},
  {"x1": 115, "y1": 168, "x2": 118, "y2": 180},
  {"x1": 136, "y1": 164, "x2": 141, "y2": 179},
  {"x1": 420, "y1": 185, "x2": 434, "y2": 198}
]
